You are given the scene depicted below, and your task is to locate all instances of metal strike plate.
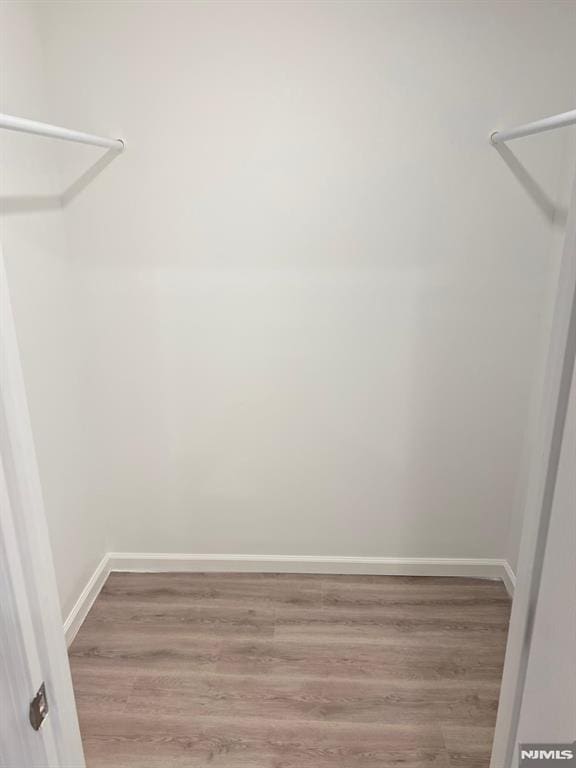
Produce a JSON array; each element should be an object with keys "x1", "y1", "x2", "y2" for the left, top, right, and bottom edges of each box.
[{"x1": 29, "y1": 682, "x2": 49, "y2": 731}]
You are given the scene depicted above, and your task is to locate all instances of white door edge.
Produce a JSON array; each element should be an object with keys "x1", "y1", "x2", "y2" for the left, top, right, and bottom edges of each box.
[{"x1": 0, "y1": 246, "x2": 85, "y2": 768}]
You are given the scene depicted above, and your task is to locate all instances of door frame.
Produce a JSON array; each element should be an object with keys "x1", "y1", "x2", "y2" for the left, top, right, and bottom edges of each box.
[
  {"x1": 0, "y1": 247, "x2": 85, "y2": 767},
  {"x1": 490, "y1": 174, "x2": 576, "y2": 767}
]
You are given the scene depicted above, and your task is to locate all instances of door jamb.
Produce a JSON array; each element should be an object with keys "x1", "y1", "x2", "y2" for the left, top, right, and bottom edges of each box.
[{"x1": 490, "y1": 175, "x2": 576, "y2": 767}]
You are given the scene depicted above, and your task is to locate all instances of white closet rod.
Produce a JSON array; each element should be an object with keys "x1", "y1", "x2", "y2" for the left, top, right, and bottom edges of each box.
[
  {"x1": 490, "y1": 109, "x2": 576, "y2": 145},
  {"x1": 2, "y1": 107, "x2": 573, "y2": 151},
  {"x1": 0, "y1": 113, "x2": 125, "y2": 151}
]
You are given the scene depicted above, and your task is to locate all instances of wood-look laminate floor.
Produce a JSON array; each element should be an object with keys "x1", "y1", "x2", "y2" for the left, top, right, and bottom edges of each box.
[{"x1": 69, "y1": 573, "x2": 511, "y2": 768}]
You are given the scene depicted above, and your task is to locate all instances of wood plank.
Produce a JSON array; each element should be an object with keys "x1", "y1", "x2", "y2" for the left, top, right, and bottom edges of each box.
[
  {"x1": 442, "y1": 725, "x2": 495, "y2": 768},
  {"x1": 84, "y1": 599, "x2": 275, "y2": 639},
  {"x1": 101, "y1": 572, "x2": 322, "y2": 609},
  {"x1": 128, "y1": 672, "x2": 501, "y2": 727},
  {"x1": 80, "y1": 713, "x2": 448, "y2": 768},
  {"x1": 214, "y1": 638, "x2": 506, "y2": 681},
  {"x1": 70, "y1": 626, "x2": 222, "y2": 671},
  {"x1": 274, "y1": 604, "x2": 510, "y2": 644}
]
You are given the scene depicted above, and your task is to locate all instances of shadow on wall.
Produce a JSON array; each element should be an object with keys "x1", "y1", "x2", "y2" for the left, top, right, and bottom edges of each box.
[
  {"x1": 400, "y1": 140, "x2": 569, "y2": 561},
  {"x1": 1, "y1": 143, "x2": 566, "y2": 228},
  {"x1": 0, "y1": 148, "x2": 120, "y2": 214},
  {"x1": 494, "y1": 143, "x2": 568, "y2": 227}
]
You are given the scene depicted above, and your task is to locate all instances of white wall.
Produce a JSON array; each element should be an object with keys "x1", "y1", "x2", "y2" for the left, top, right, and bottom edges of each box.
[
  {"x1": 0, "y1": 2, "x2": 109, "y2": 619},
  {"x1": 1, "y1": 1, "x2": 574, "y2": 610},
  {"x1": 515, "y1": 359, "x2": 576, "y2": 745},
  {"x1": 31, "y1": 0, "x2": 574, "y2": 564}
]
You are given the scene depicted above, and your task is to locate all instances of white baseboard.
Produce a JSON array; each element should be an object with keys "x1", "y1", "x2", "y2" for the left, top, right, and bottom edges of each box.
[
  {"x1": 109, "y1": 552, "x2": 514, "y2": 583},
  {"x1": 63, "y1": 554, "x2": 110, "y2": 646},
  {"x1": 64, "y1": 553, "x2": 515, "y2": 645},
  {"x1": 502, "y1": 560, "x2": 516, "y2": 597}
]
